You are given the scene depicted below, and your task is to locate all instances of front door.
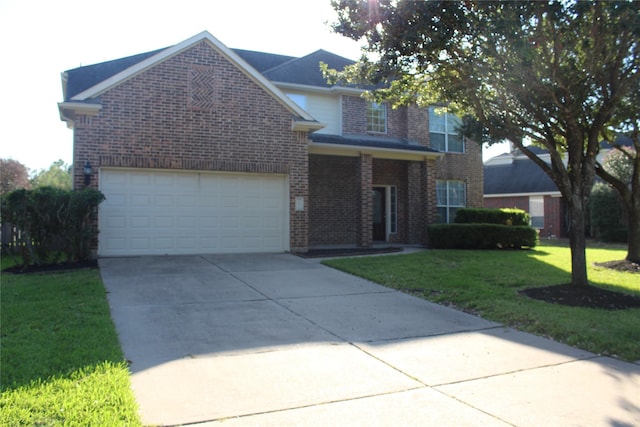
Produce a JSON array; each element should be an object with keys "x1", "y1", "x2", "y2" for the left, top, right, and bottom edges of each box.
[{"x1": 372, "y1": 187, "x2": 386, "y2": 241}]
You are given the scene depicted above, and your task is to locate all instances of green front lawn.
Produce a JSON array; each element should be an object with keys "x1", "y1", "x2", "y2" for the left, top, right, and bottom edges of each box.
[
  {"x1": 0, "y1": 263, "x2": 141, "y2": 426},
  {"x1": 324, "y1": 241, "x2": 640, "y2": 361}
]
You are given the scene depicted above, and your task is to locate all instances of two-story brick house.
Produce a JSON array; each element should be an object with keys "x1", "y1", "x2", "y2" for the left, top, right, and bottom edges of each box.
[{"x1": 58, "y1": 31, "x2": 482, "y2": 256}]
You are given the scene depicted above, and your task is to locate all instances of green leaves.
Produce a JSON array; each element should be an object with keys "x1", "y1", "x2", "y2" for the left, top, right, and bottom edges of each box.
[{"x1": 1, "y1": 187, "x2": 105, "y2": 265}]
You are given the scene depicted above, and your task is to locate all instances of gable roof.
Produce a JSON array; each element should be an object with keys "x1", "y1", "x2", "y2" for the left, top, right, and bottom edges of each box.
[{"x1": 59, "y1": 31, "x2": 320, "y2": 129}]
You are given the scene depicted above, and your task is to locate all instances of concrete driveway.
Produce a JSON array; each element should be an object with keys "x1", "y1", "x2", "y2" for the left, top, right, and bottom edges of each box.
[{"x1": 100, "y1": 253, "x2": 640, "y2": 426}]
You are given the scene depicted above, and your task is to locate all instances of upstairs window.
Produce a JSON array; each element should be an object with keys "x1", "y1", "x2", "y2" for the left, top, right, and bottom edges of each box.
[
  {"x1": 367, "y1": 102, "x2": 387, "y2": 133},
  {"x1": 429, "y1": 107, "x2": 464, "y2": 153}
]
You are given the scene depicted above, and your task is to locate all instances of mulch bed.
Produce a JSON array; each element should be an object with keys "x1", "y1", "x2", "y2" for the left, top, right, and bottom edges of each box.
[
  {"x1": 520, "y1": 259, "x2": 640, "y2": 310},
  {"x1": 3, "y1": 259, "x2": 98, "y2": 274},
  {"x1": 295, "y1": 246, "x2": 403, "y2": 258}
]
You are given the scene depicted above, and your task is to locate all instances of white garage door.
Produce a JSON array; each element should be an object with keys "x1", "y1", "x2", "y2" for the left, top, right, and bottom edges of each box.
[{"x1": 99, "y1": 169, "x2": 289, "y2": 256}]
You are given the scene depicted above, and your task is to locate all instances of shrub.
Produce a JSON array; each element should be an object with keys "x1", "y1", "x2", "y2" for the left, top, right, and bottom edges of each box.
[
  {"x1": 1, "y1": 187, "x2": 105, "y2": 266},
  {"x1": 427, "y1": 223, "x2": 539, "y2": 249},
  {"x1": 589, "y1": 182, "x2": 627, "y2": 243},
  {"x1": 454, "y1": 208, "x2": 530, "y2": 226}
]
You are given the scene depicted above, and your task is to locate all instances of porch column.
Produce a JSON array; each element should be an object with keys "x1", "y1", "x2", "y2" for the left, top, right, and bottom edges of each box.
[
  {"x1": 357, "y1": 153, "x2": 373, "y2": 247},
  {"x1": 422, "y1": 158, "x2": 438, "y2": 246},
  {"x1": 407, "y1": 161, "x2": 422, "y2": 244}
]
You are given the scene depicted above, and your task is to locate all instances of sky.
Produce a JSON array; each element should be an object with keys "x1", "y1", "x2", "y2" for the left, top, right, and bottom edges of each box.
[{"x1": 0, "y1": 0, "x2": 508, "y2": 173}]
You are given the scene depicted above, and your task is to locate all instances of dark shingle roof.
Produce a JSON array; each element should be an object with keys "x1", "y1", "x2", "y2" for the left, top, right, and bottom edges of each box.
[
  {"x1": 310, "y1": 133, "x2": 439, "y2": 153},
  {"x1": 484, "y1": 158, "x2": 557, "y2": 195},
  {"x1": 263, "y1": 49, "x2": 353, "y2": 87},
  {"x1": 63, "y1": 46, "x2": 353, "y2": 101},
  {"x1": 232, "y1": 49, "x2": 295, "y2": 72},
  {"x1": 64, "y1": 48, "x2": 168, "y2": 100}
]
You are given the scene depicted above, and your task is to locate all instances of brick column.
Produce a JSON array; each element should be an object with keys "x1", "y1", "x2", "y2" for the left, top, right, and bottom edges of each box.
[
  {"x1": 407, "y1": 161, "x2": 422, "y2": 244},
  {"x1": 357, "y1": 153, "x2": 373, "y2": 247},
  {"x1": 289, "y1": 137, "x2": 309, "y2": 253},
  {"x1": 423, "y1": 158, "x2": 438, "y2": 246}
]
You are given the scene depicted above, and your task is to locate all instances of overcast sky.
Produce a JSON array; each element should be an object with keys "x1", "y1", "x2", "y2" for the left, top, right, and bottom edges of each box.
[{"x1": 0, "y1": 0, "x2": 507, "y2": 172}]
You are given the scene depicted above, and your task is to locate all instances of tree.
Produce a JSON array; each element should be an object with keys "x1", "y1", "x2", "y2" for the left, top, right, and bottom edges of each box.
[
  {"x1": 595, "y1": 113, "x2": 640, "y2": 263},
  {"x1": 328, "y1": 0, "x2": 640, "y2": 286},
  {"x1": 30, "y1": 159, "x2": 72, "y2": 190},
  {"x1": 1, "y1": 158, "x2": 30, "y2": 195}
]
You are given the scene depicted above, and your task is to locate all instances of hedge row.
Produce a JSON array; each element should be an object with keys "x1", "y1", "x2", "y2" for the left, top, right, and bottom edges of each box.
[
  {"x1": 454, "y1": 208, "x2": 530, "y2": 226},
  {"x1": 1, "y1": 186, "x2": 105, "y2": 266},
  {"x1": 427, "y1": 223, "x2": 538, "y2": 249}
]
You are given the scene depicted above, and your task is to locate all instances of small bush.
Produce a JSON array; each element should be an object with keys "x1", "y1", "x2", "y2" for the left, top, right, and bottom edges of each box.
[
  {"x1": 454, "y1": 208, "x2": 530, "y2": 226},
  {"x1": 427, "y1": 223, "x2": 539, "y2": 249}
]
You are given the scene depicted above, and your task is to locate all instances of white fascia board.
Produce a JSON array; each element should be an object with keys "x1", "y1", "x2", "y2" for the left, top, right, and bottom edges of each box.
[
  {"x1": 309, "y1": 141, "x2": 443, "y2": 161},
  {"x1": 58, "y1": 101, "x2": 102, "y2": 128},
  {"x1": 484, "y1": 191, "x2": 562, "y2": 198},
  {"x1": 58, "y1": 101, "x2": 102, "y2": 113},
  {"x1": 274, "y1": 81, "x2": 366, "y2": 96},
  {"x1": 293, "y1": 120, "x2": 326, "y2": 132},
  {"x1": 69, "y1": 31, "x2": 316, "y2": 123}
]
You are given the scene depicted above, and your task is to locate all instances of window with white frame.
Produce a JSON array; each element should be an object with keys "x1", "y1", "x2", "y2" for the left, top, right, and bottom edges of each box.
[
  {"x1": 429, "y1": 107, "x2": 464, "y2": 153},
  {"x1": 367, "y1": 102, "x2": 387, "y2": 133},
  {"x1": 436, "y1": 180, "x2": 466, "y2": 223}
]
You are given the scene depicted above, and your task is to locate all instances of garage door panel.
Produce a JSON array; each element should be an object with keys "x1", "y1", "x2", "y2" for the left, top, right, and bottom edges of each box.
[{"x1": 99, "y1": 169, "x2": 288, "y2": 256}]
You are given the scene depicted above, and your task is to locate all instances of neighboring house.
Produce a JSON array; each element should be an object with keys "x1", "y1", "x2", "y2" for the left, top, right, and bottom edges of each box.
[
  {"x1": 483, "y1": 147, "x2": 566, "y2": 238},
  {"x1": 58, "y1": 31, "x2": 482, "y2": 256},
  {"x1": 483, "y1": 137, "x2": 633, "y2": 238}
]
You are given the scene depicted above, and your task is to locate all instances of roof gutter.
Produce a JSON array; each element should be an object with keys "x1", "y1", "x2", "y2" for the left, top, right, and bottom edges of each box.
[{"x1": 484, "y1": 191, "x2": 562, "y2": 198}]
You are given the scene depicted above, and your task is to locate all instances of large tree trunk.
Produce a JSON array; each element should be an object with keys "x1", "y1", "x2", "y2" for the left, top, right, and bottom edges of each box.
[
  {"x1": 627, "y1": 200, "x2": 640, "y2": 263},
  {"x1": 567, "y1": 194, "x2": 590, "y2": 287}
]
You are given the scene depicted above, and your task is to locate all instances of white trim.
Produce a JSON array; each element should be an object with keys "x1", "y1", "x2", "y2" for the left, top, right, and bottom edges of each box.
[
  {"x1": 274, "y1": 81, "x2": 365, "y2": 96},
  {"x1": 309, "y1": 141, "x2": 443, "y2": 161},
  {"x1": 484, "y1": 191, "x2": 561, "y2": 198},
  {"x1": 292, "y1": 120, "x2": 326, "y2": 132},
  {"x1": 69, "y1": 31, "x2": 317, "y2": 123},
  {"x1": 58, "y1": 102, "x2": 102, "y2": 128},
  {"x1": 372, "y1": 185, "x2": 398, "y2": 241}
]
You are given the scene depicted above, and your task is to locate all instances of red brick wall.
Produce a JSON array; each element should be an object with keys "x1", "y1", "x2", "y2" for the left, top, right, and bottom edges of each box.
[
  {"x1": 435, "y1": 142, "x2": 484, "y2": 208},
  {"x1": 357, "y1": 154, "x2": 373, "y2": 246},
  {"x1": 341, "y1": 95, "x2": 408, "y2": 138},
  {"x1": 308, "y1": 155, "x2": 358, "y2": 246},
  {"x1": 72, "y1": 41, "x2": 310, "y2": 251}
]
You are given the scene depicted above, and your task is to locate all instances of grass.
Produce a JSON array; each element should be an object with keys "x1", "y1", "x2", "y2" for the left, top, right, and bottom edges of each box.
[
  {"x1": 324, "y1": 241, "x2": 640, "y2": 361},
  {"x1": 0, "y1": 257, "x2": 141, "y2": 426}
]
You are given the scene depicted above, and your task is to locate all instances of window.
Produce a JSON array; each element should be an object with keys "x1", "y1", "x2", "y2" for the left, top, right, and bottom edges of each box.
[
  {"x1": 367, "y1": 102, "x2": 387, "y2": 133},
  {"x1": 429, "y1": 107, "x2": 464, "y2": 153},
  {"x1": 529, "y1": 196, "x2": 544, "y2": 229},
  {"x1": 436, "y1": 180, "x2": 466, "y2": 223}
]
